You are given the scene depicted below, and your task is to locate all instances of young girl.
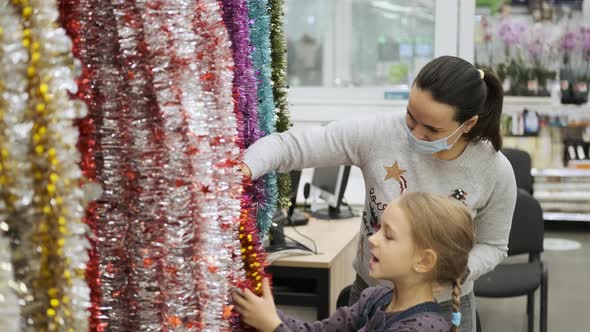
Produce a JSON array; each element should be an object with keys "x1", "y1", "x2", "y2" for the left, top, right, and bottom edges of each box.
[{"x1": 232, "y1": 192, "x2": 476, "y2": 332}]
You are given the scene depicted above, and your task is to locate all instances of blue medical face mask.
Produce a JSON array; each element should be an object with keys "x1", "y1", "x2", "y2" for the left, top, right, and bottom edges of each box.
[{"x1": 403, "y1": 119, "x2": 466, "y2": 155}]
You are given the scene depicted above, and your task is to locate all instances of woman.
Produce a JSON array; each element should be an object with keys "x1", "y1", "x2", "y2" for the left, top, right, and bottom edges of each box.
[{"x1": 242, "y1": 56, "x2": 517, "y2": 331}]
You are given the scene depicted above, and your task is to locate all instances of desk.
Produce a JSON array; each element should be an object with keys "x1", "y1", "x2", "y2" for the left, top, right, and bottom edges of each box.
[{"x1": 268, "y1": 216, "x2": 359, "y2": 320}]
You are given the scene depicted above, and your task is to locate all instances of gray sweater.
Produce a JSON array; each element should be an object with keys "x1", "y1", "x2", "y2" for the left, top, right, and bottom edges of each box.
[{"x1": 244, "y1": 113, "x2": 517, "y2": 302}]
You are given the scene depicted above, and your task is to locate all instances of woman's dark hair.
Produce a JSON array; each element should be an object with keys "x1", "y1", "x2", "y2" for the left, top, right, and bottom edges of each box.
[{"x1": 414, "y1": 56, "x2": 504, "y2": 151}]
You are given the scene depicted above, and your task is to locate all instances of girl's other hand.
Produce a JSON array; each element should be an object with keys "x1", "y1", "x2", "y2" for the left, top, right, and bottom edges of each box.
[{"x1": 231, "y1": 278, "x2": 281, "y2": 332}]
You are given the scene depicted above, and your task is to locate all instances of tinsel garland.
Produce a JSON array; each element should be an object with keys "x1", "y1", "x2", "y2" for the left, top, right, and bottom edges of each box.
[
  {"x1": 0, "y1": 0, "x2": 31, "y2": 220},
  {"x1": 269, "y1": 0, "x2": 292, "y2": 209},
  {"x1": 221, "y1": 0, "x2": 262, "y2": 149},
  {"x1": 57, "y1": 1, "x2": 103, "y2": 330},
  {"x1": 114, "y1": 1, "x2": 169, "y2": 330},
  {"x1": 0, "y1": 232, "x2": 20, "y2": 331},
  {"x1": 137, "y1": 0, "x2": 210, "y2": 329},
  {"x1": 0, "y1": 5, "x2": 31, "y2": 320},
  {"x1": 7, "y1": 0, "x2": 92, "y2": 331},
  {"x1": 220, "y1": 1, "x2": 271, "y2": 328},
  {"x1": 221, "y1": 0, "x2": 270, "y2": 246},
  {"x1": 59, "y1": 0, "x2": 133, "y2": 330},
  {"x1": 219, "y1": 0, "x2": 252, "y2": 304},
  {"x1": 192, "y1": 0, "x2": 244, "y2": 329},
  {"x1": 248, "y1": 0, "x2": 276, "y2": 137},
  {"x1": 269, "y1": 0, "x2": 289, "y2": 134},
  {"x1": 220, "y1": 0, "x2": 269, "y2": 258},
  {"x1": 248, "y1": 0, "x2": 278, "y2": 235},
  {"x1": 0, "y1": 4, "x2": 26, "y2": 322},
  {"x1": 0, "y1": 2, "x2": 30, "y2": 330},
  {"x1": 61, "y1": 0, "x2": 245, "y2": 330}
]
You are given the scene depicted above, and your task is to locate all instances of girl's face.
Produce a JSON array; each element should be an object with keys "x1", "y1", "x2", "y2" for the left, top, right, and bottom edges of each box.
[
  {"x1": 405, "y1": 86, "x2": 470, "y2": 144},
  {"x1": 368, "y1": 202, "x2": 422, "y2": 282}
]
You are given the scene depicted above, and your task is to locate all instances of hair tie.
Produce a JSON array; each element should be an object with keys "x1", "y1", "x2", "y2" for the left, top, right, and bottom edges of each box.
[
  {"x1": 477, "y1": 69, "x2": 485, "y2": 80},
  {"x1": 451, "y1": 312, "x2": 462, "y2": 326}
]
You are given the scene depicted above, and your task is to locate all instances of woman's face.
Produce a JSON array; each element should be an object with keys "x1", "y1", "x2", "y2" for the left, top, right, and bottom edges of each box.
[{"x1": 405, "y1": 86, "x2": 469, "y2": 144}]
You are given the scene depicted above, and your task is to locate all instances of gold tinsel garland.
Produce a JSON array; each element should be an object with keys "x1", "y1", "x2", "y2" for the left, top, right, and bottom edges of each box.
[{"x1": 7, "y1": 0, "x2": 92, "y2": 330}]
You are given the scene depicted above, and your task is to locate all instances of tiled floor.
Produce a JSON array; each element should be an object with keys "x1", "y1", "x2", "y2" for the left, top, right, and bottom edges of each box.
[
  {"x1": 477, "y1": 222, "x2": 590, "y2": 332},
  {"x1": 278, "y1": 222, "x2": 590, "y2": 332}
]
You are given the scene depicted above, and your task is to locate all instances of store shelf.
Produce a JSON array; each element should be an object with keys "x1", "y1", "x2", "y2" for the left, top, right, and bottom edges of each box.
[
  {"x1": 504, "y1": 104, "x2": 590, "y2": 114},
  {"x1": 532, "y1": 168, "x2": 590, "y2": 177},
  {"x1": 540, "y1": 202, "x2": 590, "y2": 212},
  {"x1": 535, "y1": 183, "x2": 590, "y2": 191},
  {"x1": 532, "y1": 168, "x2": 590, "y2": 223},
  {"x1": 543, "y1": 212, "x2": 590, "y2": 223},
  {"x1": 503, "y1": 97, "x2": 590, "y2": 115},
  {"x1": 504, "y1": 96, "x2": 553, "y2": 105},
  {"x1": 535, "y1": 192, "x2": 590, "y2": 201}
]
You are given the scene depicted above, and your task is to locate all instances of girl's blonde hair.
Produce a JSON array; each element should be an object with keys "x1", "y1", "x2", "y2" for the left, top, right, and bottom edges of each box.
[{"x1": 397, "y1": 192, "x2": 476, "y2": 332}]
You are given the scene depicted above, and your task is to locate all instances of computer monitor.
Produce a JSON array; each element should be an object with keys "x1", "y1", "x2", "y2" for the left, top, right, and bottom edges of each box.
[
  {"x1": 286, "y1": 170, "x2": 309, "y2": 226},
  {"x1": 287, "y1": 170, "x2": 301, "y2": 215},
  {"x1": 310, "y1": 165, "x2": 353, "y2": 219}
]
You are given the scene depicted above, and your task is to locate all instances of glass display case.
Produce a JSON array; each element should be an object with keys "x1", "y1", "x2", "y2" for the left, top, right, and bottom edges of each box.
[
  {"x1": 284, "y1": 0, "x2": 435, "y2": 88},
  {"x1": 284, "y1": 0, "x2": 329, "y2": 86},
  {"x1": 350, "y1": 0, "x2": 434, "y2": 86}
]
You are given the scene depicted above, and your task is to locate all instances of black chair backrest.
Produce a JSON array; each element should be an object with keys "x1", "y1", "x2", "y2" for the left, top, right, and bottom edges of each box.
[
  {"x1": 507, "y1": 189, "x2": 544, "y2": 257},
  {"x1": 336, "y1": 285, "x2": 352, "y2": 309},
  {"x1": 501, "y1": 148, "x2": 533, "y2": 194}
]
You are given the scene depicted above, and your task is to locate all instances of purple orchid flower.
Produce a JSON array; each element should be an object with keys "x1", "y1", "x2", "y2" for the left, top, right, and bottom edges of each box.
[
  {"x1": 527, "y1": 39, "x2": 543, "y2": 56},
  {"x1": 581, "y1": 27, "x2": 590, "y2": 51},
  {"x1": 561, "y1": 31, "x2": 576, "y2": 52},
  {"x1": 498, "y1": 21, "x2": 527, "y2": 45}
]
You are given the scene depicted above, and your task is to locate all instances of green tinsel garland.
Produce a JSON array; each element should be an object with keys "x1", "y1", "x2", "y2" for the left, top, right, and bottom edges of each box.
[{"x1": 269, "y1": 0, "x2": 292, "y2": 208}]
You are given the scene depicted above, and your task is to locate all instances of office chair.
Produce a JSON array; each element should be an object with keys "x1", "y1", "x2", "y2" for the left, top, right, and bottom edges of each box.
[
  {"x1": 501, "y1": 148, "x2": 534, "y2": 194},
  {"x1": 336, "y1": 285, "x2": 352, "y2": 309},
  {"x1": 474, "y1": 189, "x2": 548, "y2": 332}
]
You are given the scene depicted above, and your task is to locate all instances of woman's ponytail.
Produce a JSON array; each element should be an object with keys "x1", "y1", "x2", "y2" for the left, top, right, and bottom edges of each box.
[{"x1": 475, "y1": 70, "x2": 504, "y2": 151}]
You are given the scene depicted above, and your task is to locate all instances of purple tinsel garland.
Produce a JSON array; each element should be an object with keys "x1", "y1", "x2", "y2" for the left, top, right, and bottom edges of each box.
[
  {"x1": 221, "y1": 0, "x2": 269, "y2": 235},
  {"x1": 221, "y1": 0, "x2": 263, "y2": 149}
]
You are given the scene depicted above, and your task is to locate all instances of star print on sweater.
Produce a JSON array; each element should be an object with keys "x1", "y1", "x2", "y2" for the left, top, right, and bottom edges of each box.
[{"x1": 384, "y1": 161, "x2": 408, "y2": 193}]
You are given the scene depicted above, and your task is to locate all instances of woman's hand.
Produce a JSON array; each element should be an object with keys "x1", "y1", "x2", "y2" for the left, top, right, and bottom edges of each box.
[
  {"x1": 240, "y1": 161, "x2": 252, "y2": 180},
  {"x1": 431, "y1": 281, "x2": 444, "y2": 297},
  {"x1": 232, "y1": 278, "x2": 282, "y2": 332}
]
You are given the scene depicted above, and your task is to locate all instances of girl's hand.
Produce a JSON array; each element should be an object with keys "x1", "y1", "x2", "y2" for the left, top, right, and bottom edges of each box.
[{"x1": 232, "y1": 278, "x2": 282, "y2": 332}]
